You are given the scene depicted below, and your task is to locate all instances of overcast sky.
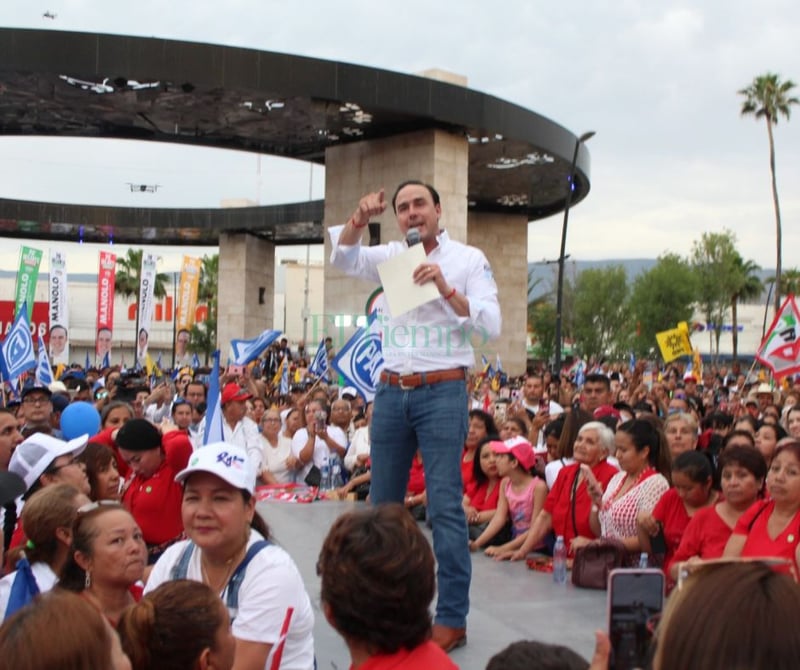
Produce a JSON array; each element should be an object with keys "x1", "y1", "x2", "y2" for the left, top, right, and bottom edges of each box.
[{"x1": 1, "y1": 0, "x2": 799, "y2": 275}]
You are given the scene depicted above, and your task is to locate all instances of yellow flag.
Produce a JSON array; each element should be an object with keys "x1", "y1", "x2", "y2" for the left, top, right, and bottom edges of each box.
[{"x1": 655, "y1": 327, "x2": 692, "y2": 363}]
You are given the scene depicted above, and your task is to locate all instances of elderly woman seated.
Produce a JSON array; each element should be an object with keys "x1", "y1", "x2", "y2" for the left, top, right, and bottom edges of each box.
[{"x1": 494, "y1": 421, "x2": 619, "y2": 561}]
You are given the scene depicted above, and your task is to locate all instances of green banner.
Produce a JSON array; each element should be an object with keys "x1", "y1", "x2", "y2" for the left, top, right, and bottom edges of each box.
[{"x1": 14, "y1": 245, "x2": 43, "y2": 319}]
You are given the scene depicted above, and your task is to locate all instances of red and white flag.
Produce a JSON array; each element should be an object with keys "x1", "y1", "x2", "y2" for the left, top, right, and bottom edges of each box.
[{"x1": 756, "y1": 295, "x2": 800, "y2": 378}]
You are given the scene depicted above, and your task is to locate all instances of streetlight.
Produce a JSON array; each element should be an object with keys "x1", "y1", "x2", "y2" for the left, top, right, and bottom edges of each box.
[{"x1": 554, "y1": 130, "x2": 595, "y2": 375}]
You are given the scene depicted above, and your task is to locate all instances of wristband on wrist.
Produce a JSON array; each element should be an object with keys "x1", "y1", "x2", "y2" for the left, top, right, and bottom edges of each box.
[
  {"x1": 444, "y1": 287, "x2": 457, "y2": 301},
  {"x1": 350, "y1": 217, "x2": 368, "y2": 229}
]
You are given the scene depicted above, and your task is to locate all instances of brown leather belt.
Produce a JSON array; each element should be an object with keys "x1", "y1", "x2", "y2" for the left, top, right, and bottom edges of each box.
[{"x1": 380, "y1": 368, "x2": 467, "y2": 390}]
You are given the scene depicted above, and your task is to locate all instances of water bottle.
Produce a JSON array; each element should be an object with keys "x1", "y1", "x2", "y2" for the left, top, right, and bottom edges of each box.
[
  {"x1": 639, "y1": 552, "x2": 649, "y2": 569},
  {"x1": 553, "y1": 535, "x2": 567, "y2": 584},
  {"x1": 320, "y1": 457, "x2": 331, "y2": 491},
  {"x1": 331, "y1": 457, "x2": 343, "y2": 489}
]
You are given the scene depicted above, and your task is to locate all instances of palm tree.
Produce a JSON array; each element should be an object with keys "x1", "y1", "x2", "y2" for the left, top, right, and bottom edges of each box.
[
  {"x1": 738, "y1": 73, "x2": 799, "y2": 313},
  {"x1": 730, "y1": 254, "x2": 763, "y2": 364},
  {"x1": 114, "y1": 249, "x2": 169, "y2": 301},
  {"x1": 190, "y1": 254, "x2": 219, "y2": 363}
]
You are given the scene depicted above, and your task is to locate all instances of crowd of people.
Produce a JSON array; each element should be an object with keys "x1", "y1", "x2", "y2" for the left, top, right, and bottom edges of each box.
[{"x1": 1, "y1": 351, "x2": 800, "y2": 667}]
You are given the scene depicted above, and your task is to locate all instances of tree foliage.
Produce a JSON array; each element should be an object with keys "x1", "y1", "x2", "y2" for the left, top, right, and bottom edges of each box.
[
  {"x1": 114, "y1": 248, "x2": 169, "y2": 301},
  {"x1": 628, "y1": 254, "x2": 697, "y2": 358},
  {"x1": 572, "y1": 266, "x2": 630, "y2": 360},
  {"x1": 730, "y1": 254, "x2": 763, "y2": 363}
]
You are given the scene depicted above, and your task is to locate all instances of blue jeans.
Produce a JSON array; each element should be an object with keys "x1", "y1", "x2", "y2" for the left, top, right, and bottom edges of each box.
[{"x1": 370, "y1": 378, "x2": 470, "y2": 628}]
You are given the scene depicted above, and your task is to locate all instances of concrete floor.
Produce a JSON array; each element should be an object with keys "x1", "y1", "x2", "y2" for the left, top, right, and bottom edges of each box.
[{"x1": 260, "y1": 499, "x2": 608, "y2": 670}]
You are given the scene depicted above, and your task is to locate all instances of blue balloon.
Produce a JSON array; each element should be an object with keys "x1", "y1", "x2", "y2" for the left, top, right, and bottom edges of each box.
[{"x1": 60, "y1": 402, "x2": 101, "y2": 440}]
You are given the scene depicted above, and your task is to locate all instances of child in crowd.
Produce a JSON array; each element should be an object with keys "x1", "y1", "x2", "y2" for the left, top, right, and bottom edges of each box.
[
  {"x1": 463, "y1": 437, "x2": 503, "y2": 542},
  {"x1": 469, "y1": 437, "x2": 547, "y2": 556}
]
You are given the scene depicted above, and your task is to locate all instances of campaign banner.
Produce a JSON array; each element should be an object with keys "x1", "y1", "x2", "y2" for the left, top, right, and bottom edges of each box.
[
  {"x1": 756, "y1": 294, "x2": 800, "y2": 378},
  {"x1": 96, "y1": 251, "x2": 116, "y2": 360},
  {"x1": 175, "y1": 256, "x2": 202, "y2": 364},
  {"x1": 48, "y1": 249, "x2": 70, "y2": 365},
  {"x1": 14, "y1": 246, "x2": 43, "y2": 320},
  {"x1": 0, "y1": 302, "x2": 36, "y2": 382},
  {"x1": 0, "y1": 301, "x2": 49, "y2": 341},
  {"x1": 331, "y1": 314, "x2": 384, "y2": 402},
  {"x1": 137, "y1": 252, "x2": 158, "y2": 364}
]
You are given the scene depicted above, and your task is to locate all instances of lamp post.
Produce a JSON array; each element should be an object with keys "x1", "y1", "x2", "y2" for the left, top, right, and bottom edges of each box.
[{"x1": 554, "y1": 130, "x2": 595, "y2": 376}]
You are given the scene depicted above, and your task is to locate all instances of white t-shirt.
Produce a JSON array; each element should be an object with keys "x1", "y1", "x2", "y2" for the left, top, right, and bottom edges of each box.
[
  {"x1": 262, "y1": 434, "x2": 296, "y2": 484},
  {"x1": 344, "y1": 426, "x2": 371, "y2": 472},
  {"x1": 290, "y1": 426, "x2": 347, "y2": 482},
  {"x1": 145, "y1": 531, "x2": 315, "y2": 670},
  {"x1": 0, "y1": 561, "x2": 58, "y2": 621}
]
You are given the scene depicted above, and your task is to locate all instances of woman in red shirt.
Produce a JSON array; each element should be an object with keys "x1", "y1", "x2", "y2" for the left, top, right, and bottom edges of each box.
[
  {"x1": 494, "y1": 421, "x2": 619, "y2": 561},
  {"x1": 460, "y1": 411, "x2": 497, "y2": 494},
  {"x1": 638, "y1": 451, "x2": 718, "y2": 578},
  {"x1": 725, "y1": 441, "x2": 800, "y2": 578},
  {"x1": 115, "y1": 419, "x2": 193, "y2": 564},
  {"x1": 463, "y1": 437, "x2": 503, "y2": 541},
  {"x1": 670, "y1": 446, "x2": 766, "y2": 582}
]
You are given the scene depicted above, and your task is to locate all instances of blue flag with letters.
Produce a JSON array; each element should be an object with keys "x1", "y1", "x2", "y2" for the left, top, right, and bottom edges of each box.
[
  {"x1": 0, "y1": 302, "x2": 36, "y2": 381},
  {"x1": 308, "y1": 339, "x2": 329, "y2": 380},
  {"x1": 331, "y1": 313, "x2": 384, "y2": 401},
  {"x1": 35, "y1": 336, "x2": 53, "y2": 386},
  {"x1": 204, "y1": 350, "x2": 223, "y2": 445},
  {"x1": 230, "y1": 329, "x2": 282, "y2": 366}
]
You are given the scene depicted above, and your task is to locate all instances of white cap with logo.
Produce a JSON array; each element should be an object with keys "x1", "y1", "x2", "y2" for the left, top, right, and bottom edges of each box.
[{"x1": 175, "y1": 442, "x2": 256, "y2": 494}]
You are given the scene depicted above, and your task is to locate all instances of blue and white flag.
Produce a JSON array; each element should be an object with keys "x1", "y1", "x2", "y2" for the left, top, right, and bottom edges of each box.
[
  {"x1": 35, "y1": 337, "x2": 53, "y2": 386},
  {"x1": 629, "y1": 351, "x2": 636, "y2": 374},
  {"x1": 203, "y1": 350, "x2": 223, "y2": 445},
  {"x1": 331, "y1": 314, "x2": 384, "y2": 402},
  {"x1": 574, "y1": 359, "x2": 586, "y2": 388},
  {"x1": 156, "y1": 351, "x2": 163, "y2": 371},
  {"x1": 279, "y1": 357, "x2": 290, "y2": 395},
  {"x1": 0, "y1": 302, "x2": 36, "y2": 382},
  {"x1": 230, "y1": 329, "x2": 282, "y2": 366},
  {"x1": 191, "y1": 352, "x2": 201, "y2": 370},
  {"x1": 84, "y1": 350, "x2": 91, "y2": 370},
  {"x1": 308, "y1": 339, "x2": 329, "y2": 380},
  {"x1": 101, "y1": 351, "x2": 110, "y2": 369}
]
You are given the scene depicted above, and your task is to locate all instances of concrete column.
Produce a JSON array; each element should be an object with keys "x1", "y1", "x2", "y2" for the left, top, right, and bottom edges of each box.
[
  {"x1": 467, "y1": 212, "x2": 529, "y2": 375},
  {"x1": 217, "y1": 233, "x2": 275, "y2": 355}
]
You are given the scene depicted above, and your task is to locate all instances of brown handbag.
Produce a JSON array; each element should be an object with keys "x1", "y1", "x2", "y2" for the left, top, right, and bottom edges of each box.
[{"x1": 571, "y1": 538, "x2": 628, "y2": 589}]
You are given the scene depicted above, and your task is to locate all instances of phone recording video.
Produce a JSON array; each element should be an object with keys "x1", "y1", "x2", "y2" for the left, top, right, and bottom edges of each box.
[{"x1": 608, "y1": 569, "x2": 664, "y2": 670}]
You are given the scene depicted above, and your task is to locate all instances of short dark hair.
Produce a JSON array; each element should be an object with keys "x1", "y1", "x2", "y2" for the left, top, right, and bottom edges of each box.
[
  {"x1": 718, "y1": 445, "x2": 767, "y2": 483},
  {"x1": 391, "y1": 180, "x2": 440, "y2": 213},
  {"x1": 318, "y1": 504, "x2": 434, "y2": 653},
  {"x1": 487, "y1": 640, "x2": 589, "y2": 670},
  {"x1": 584, "y1": 373, "x2": 611, "y2": 390}
]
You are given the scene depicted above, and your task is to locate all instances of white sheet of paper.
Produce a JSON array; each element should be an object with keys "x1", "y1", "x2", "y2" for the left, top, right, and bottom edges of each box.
[{"x1": 377, "y1": 245, "x2": 440, "y2": 318}]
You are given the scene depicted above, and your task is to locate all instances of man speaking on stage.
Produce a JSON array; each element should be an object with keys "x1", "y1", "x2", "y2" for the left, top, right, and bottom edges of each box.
[{"x1": 330, "y1": 180, "x2": 501, "y2": 652}]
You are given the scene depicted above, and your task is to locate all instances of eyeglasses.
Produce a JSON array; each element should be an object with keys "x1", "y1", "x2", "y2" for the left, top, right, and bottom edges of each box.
[
  {"x1": 23, "y1": 396, "x2": 51, "y2": 405},
  {"x1": 47, "y1": 456, "x2": 82, "y2": 473}
]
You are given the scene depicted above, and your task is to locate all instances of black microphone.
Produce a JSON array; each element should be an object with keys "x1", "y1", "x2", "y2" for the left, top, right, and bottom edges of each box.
[{"x1": 406, "y1": 228, "x2": 421, "y2": 247}]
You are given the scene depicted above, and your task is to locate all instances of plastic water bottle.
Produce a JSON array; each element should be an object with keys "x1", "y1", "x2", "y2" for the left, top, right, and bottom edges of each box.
[
  {"x1": 331, "y1": 457, "x2": 343, "y2": 489},
  {"x1": 553, "y1": 536, "x2": 567, "y2": 584},
  {"x1": 639, "y1": 552, "x2": 649, "y2": 569},
  {"x1": 320, "y1": 457, "x2": 331, "y2": 491}
]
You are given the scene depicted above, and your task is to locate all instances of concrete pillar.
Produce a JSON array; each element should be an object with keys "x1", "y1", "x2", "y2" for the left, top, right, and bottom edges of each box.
[
  {"x1": 467, "y1": 212, "x2": 529, "y2": 375},
  {"x1": 217, "y1": 233, "x2": 275, "y2": 355}
]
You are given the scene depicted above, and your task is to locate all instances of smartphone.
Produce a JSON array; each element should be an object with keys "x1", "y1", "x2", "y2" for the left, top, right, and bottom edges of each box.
[
  {"x1": 493, "y1": 402, "x2": 508, "y2": 422},
  {"x1": 650, "y1": 524, "x2": 667, "y2": 556},
  {"x1": 314, "y1": 410, "x2": 327, "y2": 432},
  {"x1": 538, "y1": 398, "x2": 549, "y2": 414},
  {"x1": 608, "y1": 569, "x2": 665, "y2": 670}
]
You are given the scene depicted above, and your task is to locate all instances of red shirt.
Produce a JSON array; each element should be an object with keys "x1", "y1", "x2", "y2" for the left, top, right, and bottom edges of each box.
[
  {"x1": 652, "y1": 488, "x2": 691, "y2": 573},
  {"x1": 121, "y1": 432, "x2": 192, "y2": 546},
  {"x1": 461, "y1": 449, "x2": 476, "y2": 494},
  {"x1": 735, "y1": 499, "x2": 800, "y2": 576},
  {"x1": 353, "y1": 641, "x2": 457, "y2": 670},
  {"x1": 672, "y1": 503, "x2": 734, "y2": 565},
  {"x1": 545, "y1": 460, "x2": 618, "y2": 551},
  {"x1": 407, "y1": 455, "x2": 425, "y2": 496},
  {"x1": 466, "y1": 478, "x2": 501, "y2": 512}
]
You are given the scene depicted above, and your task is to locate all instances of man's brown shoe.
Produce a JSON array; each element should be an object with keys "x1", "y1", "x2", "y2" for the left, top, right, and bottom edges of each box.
[{"x1": 431, "y1": 624, "x2": 467, "y2": 652}]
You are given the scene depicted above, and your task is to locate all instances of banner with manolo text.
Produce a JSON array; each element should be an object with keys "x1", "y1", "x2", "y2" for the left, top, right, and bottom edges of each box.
[
  {"x1": 137, "y1": 252, "x2": 158, "y2": 365},
  {"x1": 14, "y1": 246, "x2": 43, "y2": 321},
  {"x1": 175, "y1": 256, "x2": 202, "y2": 364},
  {"x1": 96, "y1": 251, "x2": 117, "y2": 362},
  {"x1": 48, "y1": 249, "x2": 70, "y2": 365}
]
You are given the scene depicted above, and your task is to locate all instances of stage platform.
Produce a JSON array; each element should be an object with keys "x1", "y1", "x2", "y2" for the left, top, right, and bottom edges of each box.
[{"x1": 260, "y1": 499, "x2": 607, "y2": 670}]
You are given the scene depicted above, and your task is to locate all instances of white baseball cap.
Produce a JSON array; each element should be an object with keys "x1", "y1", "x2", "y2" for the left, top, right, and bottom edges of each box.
[
  {"x1": 175, "y1": 442, "x2": 256, "y2": 493},
  {"x1": 9, "y1": 433, "x2": 89, "y2": 491}
]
